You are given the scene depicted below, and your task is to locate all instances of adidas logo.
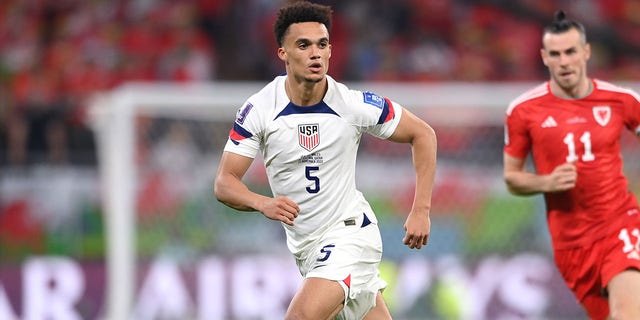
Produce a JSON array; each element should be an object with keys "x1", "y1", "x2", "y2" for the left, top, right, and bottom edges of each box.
[{"x1": 541, "y1": 116, "x2": 558, "y2": 128}]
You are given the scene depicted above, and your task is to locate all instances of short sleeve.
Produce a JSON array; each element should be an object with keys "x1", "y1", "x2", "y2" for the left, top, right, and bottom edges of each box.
[
  {"x1": 623, "y1": 89, "x2": 640, "y2": 135},
  {"x1": 504, "y1": 106, "x2": 531, "y2": 159},
  {"x1": 354, "y1": 90, "x2": 403, "y2": 139},
  {"x1": 223, "y1": 101, "x2": 261, "y2": 159}
]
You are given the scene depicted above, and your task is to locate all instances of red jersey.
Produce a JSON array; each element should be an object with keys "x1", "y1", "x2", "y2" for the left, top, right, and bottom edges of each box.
[{"x1": 505, "y1": 79, "x2": 640, "y2": 249}]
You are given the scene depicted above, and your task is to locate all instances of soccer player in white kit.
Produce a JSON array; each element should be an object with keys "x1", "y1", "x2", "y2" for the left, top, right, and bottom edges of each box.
[{"x1": 214, "y1": 1, "x2": 437, "y2": 319}]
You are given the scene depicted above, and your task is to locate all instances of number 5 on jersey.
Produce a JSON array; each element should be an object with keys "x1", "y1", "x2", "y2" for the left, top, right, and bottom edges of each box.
[{"x1": 305, "y1": 166, "x2": 320, "y2": 193}]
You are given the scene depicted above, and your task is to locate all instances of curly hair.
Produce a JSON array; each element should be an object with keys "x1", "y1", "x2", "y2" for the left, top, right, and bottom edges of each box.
[{"x1": 273, "y1": 1, "x2": 332, "y2": 47}]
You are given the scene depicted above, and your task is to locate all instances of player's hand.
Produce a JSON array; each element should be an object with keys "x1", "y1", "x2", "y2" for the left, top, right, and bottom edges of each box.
[
  {"x1": 546, "y1": 162, "x2": 577, "y2": 192},
  {"x1": 403, "y1": 212, "x2": 431, "y2": 249},
  {"x1": 260, "y1": 196, "x2": 300, "y2": 226}
]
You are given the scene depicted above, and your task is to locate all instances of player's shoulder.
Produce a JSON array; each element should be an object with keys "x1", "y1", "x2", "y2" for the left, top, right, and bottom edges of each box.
[
  {"x1": 594, "y1": 79, "x2": 640, "y2": 102},
  {"x1": 249, "y1": 75, "x2": 285, "y2": 101},
  {"x1": 327, "y1": 76, "x2": 388, "y2": 110},
  {"x1": 506, "y1": 82, "x2": 550, "y2": 115},
  {"x1": 241, "y1": 75, "x2": 286, "y2": 114},
  {"x1": 326, "y1": 75, "x2": 360, "y2": 100},
  {"x1": 232, "y1": 75, "x2": 286, "y2": 127}
]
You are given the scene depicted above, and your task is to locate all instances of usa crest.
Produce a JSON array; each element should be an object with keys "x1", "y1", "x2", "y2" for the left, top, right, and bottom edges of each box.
[
  {"x1": 298, "y1": 124, "x2": 319, "y2": 151},
  {"x1": 593, "y1": 106, "x2": 611, "y2": 126}
]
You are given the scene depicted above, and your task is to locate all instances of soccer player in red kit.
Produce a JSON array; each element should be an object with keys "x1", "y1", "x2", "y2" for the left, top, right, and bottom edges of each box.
[{"x1": 504, "y1": 11, "x2": 640, "y2": 320}]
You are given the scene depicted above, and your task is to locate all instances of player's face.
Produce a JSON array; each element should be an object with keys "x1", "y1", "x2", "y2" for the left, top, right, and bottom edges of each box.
[
  {"x1": 278, "y1": 22, "x2": 331, "y2": 84},
  {"x1": 541, "y1": 28, "x2": 591, "y2": 94}
]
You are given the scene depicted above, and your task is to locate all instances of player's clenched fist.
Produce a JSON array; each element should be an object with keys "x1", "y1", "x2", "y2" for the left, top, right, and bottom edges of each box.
[
  {"x1": 260, "y1": 196, "x2": 300, "y2": 226},
  {"x1": 546, "y1": 162, "x2": 577, "y2": 192}
]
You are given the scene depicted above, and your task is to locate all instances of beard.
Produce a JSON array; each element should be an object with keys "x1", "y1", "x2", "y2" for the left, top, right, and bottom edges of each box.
[
  {"x1": 550, "y1": 67, "x2": 591, "y2": 98},
  {"x1": 553, "y1": 70, "x2": 581, "y2": 91}
]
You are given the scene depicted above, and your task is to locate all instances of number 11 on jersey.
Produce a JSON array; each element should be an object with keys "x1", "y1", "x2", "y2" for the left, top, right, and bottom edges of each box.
[{"x1": 563, "y1": 131, "x2": 595, "y2": 162}]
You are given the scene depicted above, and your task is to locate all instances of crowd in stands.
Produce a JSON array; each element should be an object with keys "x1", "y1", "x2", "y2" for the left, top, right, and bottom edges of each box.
[{"x1": 1, "y1": 0, "x2": 639, "y2": 167}]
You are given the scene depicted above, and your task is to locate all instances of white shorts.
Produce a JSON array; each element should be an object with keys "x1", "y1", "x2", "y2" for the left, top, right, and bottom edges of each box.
[{"x1": 295, "y1": 212, "x2": 387, "y2": 319}]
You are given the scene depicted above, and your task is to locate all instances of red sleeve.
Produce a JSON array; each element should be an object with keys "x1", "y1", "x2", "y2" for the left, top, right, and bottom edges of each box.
[
  {"x1": 623, "y1": 91, "x2": 640, "y2": 135},
  {"x1": 504, "y1": 106, "x2": 531, "y2": 159}
]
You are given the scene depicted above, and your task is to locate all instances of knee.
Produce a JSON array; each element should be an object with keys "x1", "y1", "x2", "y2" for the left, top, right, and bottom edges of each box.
[
  {"x1": 609, "y1": 302, "x2": 640, "y2": 320},
  {"x1": 285, "y1": 304, "x2": 342, "y2": 320},
  {"x1": 284, "y1": 309, "x2": 309, "y2": 320},
  {"x1": 284, "y1": 310, "x2": 297, "y2": 320},
  {"x1": 607, "y1": 269, "x2": 640, "y2": 320}
]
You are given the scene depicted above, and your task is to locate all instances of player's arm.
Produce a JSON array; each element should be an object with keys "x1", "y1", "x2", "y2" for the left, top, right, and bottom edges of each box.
[
  {"x1": 503, "y1": 152, "x2": 577, "y2": 195},
  {"x1": 214, "y1": 151, "x2": 299, "y2": 226},
  {"x1": 387, "y1": 108, "x2": 437, "y2": 250}
]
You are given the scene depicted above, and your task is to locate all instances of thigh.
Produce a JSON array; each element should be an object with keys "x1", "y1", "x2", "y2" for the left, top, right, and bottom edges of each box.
[
  {"x1": 363, "y1": 291, "x2": 392, "y2": 320},
  {"x1": 580, "y1": 294, "x2": 609, "y2": 320},
  {"x1": 286, "y1": 277, "x2": 345, "y2": 320},
  {"x1": 607, "y1": 269, "x2": 640, "y2": 319},
  {"x1": 554, "y1": 245, "x2": 609, "y2": 320}
]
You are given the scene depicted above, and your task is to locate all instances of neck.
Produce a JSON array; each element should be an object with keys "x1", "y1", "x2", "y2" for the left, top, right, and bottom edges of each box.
[
  {"x1": 551, "y1": 78, "x2": 593, "y2": 99},
  {"x1": 285, "y1": 76, "x2": 327, "y2": 106}
]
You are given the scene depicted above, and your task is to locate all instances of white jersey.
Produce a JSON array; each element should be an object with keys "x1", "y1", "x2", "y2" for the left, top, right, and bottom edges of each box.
[{"x1": 224, "y1": 75, "x2": 403, "y2": 255}]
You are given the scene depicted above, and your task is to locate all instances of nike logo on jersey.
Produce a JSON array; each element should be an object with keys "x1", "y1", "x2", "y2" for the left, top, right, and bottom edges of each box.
[{"x1": 541, "y1": 116, "x2": 558, "y2": 128}]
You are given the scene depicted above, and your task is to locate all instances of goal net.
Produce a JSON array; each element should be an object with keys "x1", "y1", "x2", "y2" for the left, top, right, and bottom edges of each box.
[{"x1": 89, "y1": 81, "x2": 640, "y2": 320}]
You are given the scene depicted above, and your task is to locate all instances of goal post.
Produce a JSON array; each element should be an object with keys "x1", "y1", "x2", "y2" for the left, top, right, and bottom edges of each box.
[
  {"x1": 88, "y1": 81, "x2": 640, "y2": 319},
  {"x1": 89, "y1": 82, "x2": 267, "y2": 320},
  {"x1": 90, "y1": 91, "x2": 135, "y2": 320}
]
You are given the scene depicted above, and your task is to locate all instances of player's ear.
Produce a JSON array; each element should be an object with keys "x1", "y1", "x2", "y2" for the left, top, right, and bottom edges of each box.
[
  {"x1": 540, "y1": 48, "x2": 549, "y2": 67},
  {"x1": 278, "y1": 47, "x2": 287, "y2": 62},
  {"x1": 584, "y1": 42, "x2": 591, "y2": 61}
]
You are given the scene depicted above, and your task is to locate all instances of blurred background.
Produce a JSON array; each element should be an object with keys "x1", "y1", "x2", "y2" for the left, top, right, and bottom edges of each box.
[{"x1": 1, "y1": 0, "x2": 639, "y2": 319}]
